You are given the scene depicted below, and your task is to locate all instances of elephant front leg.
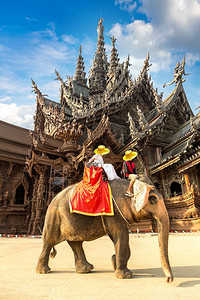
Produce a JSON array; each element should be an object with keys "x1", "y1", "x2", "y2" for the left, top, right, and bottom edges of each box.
[
  {"x1": 111, "y1": 232, "x2": 132, "y2": 279},
  {"x1": 67, "y1": 241, "x2": 94, "y2": 273},
  {"x1": 36, "y1": 241, "x2": 52, "y2": 274}
]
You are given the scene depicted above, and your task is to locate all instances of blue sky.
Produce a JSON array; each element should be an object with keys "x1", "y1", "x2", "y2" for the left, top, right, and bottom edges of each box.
[{"x1": 0, "y1": 0, "x2": 200, "y2": 129}]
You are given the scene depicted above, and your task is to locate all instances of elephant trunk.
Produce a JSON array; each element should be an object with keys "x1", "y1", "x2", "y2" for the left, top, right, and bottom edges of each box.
[{"x1": 155, "y1": 207, "x2": 173, "y2": 283}]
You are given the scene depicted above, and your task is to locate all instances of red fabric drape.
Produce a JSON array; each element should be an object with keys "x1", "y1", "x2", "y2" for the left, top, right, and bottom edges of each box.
[{"x1": 69, "y1": 166, "x2": 114, "y2": 216}]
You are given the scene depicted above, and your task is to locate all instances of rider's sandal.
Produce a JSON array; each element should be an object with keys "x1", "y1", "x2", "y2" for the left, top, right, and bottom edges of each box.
[{"x1": 125, "y1": 192, "x2": 134, "y2": 197}]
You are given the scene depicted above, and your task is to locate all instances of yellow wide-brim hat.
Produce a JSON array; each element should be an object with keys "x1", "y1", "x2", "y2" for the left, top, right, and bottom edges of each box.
[
  {"x1": 94, "y1": 145, "x2": 110, "y2": 155},
  {"x1": 123, "y1": 150, "x2": 138, "y2": 161}
]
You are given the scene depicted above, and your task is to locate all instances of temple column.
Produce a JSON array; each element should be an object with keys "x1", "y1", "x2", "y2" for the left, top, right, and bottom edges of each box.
[
  {"x1": 27, "y1": 176, "x2": 38, "y2": 235},
  {"x1": 184, "y1": 172, "x2": 190, "y2": 192},
  {"x1": 32, "y1": 165, "x2": 47, "y2": 235}
]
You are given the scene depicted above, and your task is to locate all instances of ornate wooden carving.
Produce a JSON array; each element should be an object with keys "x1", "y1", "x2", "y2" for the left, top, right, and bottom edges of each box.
[
  {"x1": 54, "y1": 121, "x2": 83, "y2": 156},
  {"x1": 0, "y1": 19, "x2": 200, "y2": 234}
]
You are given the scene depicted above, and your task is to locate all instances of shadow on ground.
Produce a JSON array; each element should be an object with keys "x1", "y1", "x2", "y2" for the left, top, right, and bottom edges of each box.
[
  {"x1": 177, "y1": 280, "x2": 200, "y2": 288},
  {"x1": 132, "y1": 265, "x2": 200, "y2": 279},
  {"x1": 50, "y1": 265, "x2": 200, "y2": 282}
]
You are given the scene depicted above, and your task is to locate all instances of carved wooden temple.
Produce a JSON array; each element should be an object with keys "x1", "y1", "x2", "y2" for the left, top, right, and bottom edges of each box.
[{"x1": 0, "y1": 19, "x2": 200, "y2": 234}]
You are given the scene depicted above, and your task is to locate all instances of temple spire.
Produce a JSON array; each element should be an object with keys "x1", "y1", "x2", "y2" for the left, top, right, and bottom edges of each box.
[
  {"x1": 88, "y1": 18, "x2": 108, "y2": 92},
  {"x1": 109, "y1": 36, "x2": 119, "y2": 73},
  {"x1": 74, "y1": 45, "x2": 87, "y2": 86}
]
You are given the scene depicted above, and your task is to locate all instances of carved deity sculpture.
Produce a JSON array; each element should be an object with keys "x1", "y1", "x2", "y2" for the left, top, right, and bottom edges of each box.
[
  {"x1": 97, "y1": 18, "x2": 104, "y2": 40},
  {"x1": 128, "y1": 112, "x2": 139, "y2": 139},
  {"x1": 163, "y1": 57, "x2": 190, "y2": 88},
  {"x1": 142, "y1": 52, "x2": 152, "y2": 74},
  {"x1": 137, "y1": 105, "x2": 149, "y2": 131}
]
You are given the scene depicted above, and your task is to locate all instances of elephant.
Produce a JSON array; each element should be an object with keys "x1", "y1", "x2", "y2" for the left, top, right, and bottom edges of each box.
[{"x1": 36, "y1": 175, "x2": 173, "y2": 283}]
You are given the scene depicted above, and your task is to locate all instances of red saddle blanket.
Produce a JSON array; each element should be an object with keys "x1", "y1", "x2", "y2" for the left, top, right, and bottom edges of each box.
[{"x1": 69, "y1": 166, "x2": 114, "y2": 216}]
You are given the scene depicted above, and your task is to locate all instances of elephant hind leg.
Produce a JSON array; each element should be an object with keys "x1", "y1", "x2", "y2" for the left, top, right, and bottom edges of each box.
[
  {"x1": 36, "y1": 241, "x2": 52, "y2": 274},
  {"x1": 67, "y1": 241, "x2": 94, "y2": 274}
]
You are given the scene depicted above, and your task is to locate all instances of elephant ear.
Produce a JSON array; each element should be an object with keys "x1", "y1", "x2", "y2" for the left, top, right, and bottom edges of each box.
[{"x1": 132, "y1": 180, "x2": 154, "y2": 212}]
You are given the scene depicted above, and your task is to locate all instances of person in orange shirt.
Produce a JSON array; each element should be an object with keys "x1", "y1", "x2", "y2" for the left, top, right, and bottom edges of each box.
[{"x1": 122, "y1": 150, "x2": 138, "y2": 197}]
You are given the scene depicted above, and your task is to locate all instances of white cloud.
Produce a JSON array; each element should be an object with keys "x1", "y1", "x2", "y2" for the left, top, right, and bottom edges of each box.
[
  {"x1": 0, "y1": 24, "x2": 79, "y2": 112},
  {"x1": 111, "y1": 0, "x2": 200, "y2": 79},
  {"x1": 0, "y1": 71, "x2": 30, "y2": 96},
  {"x1": 62, "y1": 34, "x2": 78, "y2": 45},
  {"x1": 0, "y1": 103, "x2": 35, "y2": 129},
  {"x1": 139, "y1": 0, "x2": 200, "y2": 51},
  {"x1": 0, "y1": 96, "x2": 11, "y2": 102},
  {"x1": 185, "y1": 53, "x2": 200, "y2": 66},
  {"x1": 109, "y1": 21, "x2": 172, "y2": 77},
  {"x1": 115, "y1": 0, "x2": 137, "y2": 13},
  {"x1": 0, "y1": 25, "x2": 77, "y2": 79}
]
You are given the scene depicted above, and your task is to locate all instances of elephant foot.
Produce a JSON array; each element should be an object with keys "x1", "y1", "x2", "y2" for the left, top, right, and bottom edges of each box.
[
  {"x1": 36, "y1": 265, "x2": 51, "y2": 274},
  {"x1": 115, "y1": 268, "x2": 132, "y2": 279},
  {"x1": 76, "y1": 261, "x2": 94, "y2": 274},
  {"x1": 111, "y1": 254, "x2": 116, "y2": 271}
]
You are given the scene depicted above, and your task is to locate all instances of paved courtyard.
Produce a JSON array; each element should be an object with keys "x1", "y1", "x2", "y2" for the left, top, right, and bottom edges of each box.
[{"x1": 0, "y1": 233, "x2": 200, "y2": 299}]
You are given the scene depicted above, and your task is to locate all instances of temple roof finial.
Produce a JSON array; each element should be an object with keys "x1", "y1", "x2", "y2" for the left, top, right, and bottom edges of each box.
[
  {"x1": 111, "y1": 36, "x2": 117, "y2": 47},
  {"x1": 109, "y1": 36, "x2": 119, "y2": 72},
  {"x1": 97, "y1": 18, "x2": 104, "y2": 41},
  {"x1": 79, "y1": 45, "x2": 82, "y2": 55},
  {"x1": 74, "y1": 45, "x2": 87, "y2": 86},
  {"x1": 88, "y1": 19, "x2": 108, "y2": 92}
]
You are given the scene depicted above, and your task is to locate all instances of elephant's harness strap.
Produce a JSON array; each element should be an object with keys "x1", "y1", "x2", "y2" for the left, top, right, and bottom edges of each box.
[
  {"x1": 101, "y1": 195, "x2": 133, "y2": 230},
  {"x1": 112, "y1": 196, "x2": 133, "y2": 226}
]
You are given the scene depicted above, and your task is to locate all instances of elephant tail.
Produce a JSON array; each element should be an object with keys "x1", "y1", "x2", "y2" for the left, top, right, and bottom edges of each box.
[{"x1": 50, "y1": 246, "x2": 57, "y2": 259}]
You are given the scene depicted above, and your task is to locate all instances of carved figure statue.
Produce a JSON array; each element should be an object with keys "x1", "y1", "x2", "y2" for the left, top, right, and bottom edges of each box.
[
  {"x1": 124, "y1": 55, "x2": 131, "y2": 70},
  {"x1": 128, "y1": 112, "x2": 139, "y2": 139},
  {"x1": 142, "y1": 52, "x2": 152, "y2": 72},
  {"x1": 36, "y1": 176, "x2": 173, "y2": 283},
  {"x1": 184, "y1": 207, "x2": 199, "y2": 219},
  {"x1": 163, "y1": 57, "x2": 190, "y2": 88},
  {"x1": 97, "y1": 18, "x2": 104, "y2": 39},
  {"x1": 111, "y1": 36, "x2": 116, "y2": 47},
  {"x1": 89, "y1": 99, "x2": 95, "y2": 114},
  {"x1": 137, "y1": 105, "x2": 148, "y2": 131}
]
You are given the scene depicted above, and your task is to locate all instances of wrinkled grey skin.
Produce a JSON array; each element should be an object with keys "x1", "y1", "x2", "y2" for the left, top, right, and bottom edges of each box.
[{"x1": 36, "y1": 176, "x2": 173, "y2": 283}]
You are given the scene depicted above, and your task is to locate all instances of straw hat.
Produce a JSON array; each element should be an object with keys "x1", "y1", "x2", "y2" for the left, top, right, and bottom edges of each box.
[
  {"x1": 123, "y1": 150, "x2": 138, "y2": 161},
  {"x1": 94, "y1": 145, "x2": 110, "y2": 155}
]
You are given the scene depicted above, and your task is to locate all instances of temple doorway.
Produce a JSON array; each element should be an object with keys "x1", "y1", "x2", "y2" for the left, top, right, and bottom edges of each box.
[
  {"x1": 15, "y1": 184, "x2": 25, "y2": 204},
  {"x1": 170, "y1": 182, "x2": 182, "y2": 197}
]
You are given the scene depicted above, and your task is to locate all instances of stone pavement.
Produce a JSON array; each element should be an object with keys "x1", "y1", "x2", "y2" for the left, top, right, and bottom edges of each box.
[{"x1": 0, "y1": 233, "x2": 200, "y2": 299}]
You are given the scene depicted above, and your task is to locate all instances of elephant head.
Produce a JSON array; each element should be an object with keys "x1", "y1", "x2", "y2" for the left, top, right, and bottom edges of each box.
[{"x1": 109, "y1": 176, "x2": 173, "y2": 283}]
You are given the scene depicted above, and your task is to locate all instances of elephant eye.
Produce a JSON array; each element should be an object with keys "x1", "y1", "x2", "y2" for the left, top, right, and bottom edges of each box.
[{"x1": 148, "y1": 195, "x2": 157, "y2": 205}]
